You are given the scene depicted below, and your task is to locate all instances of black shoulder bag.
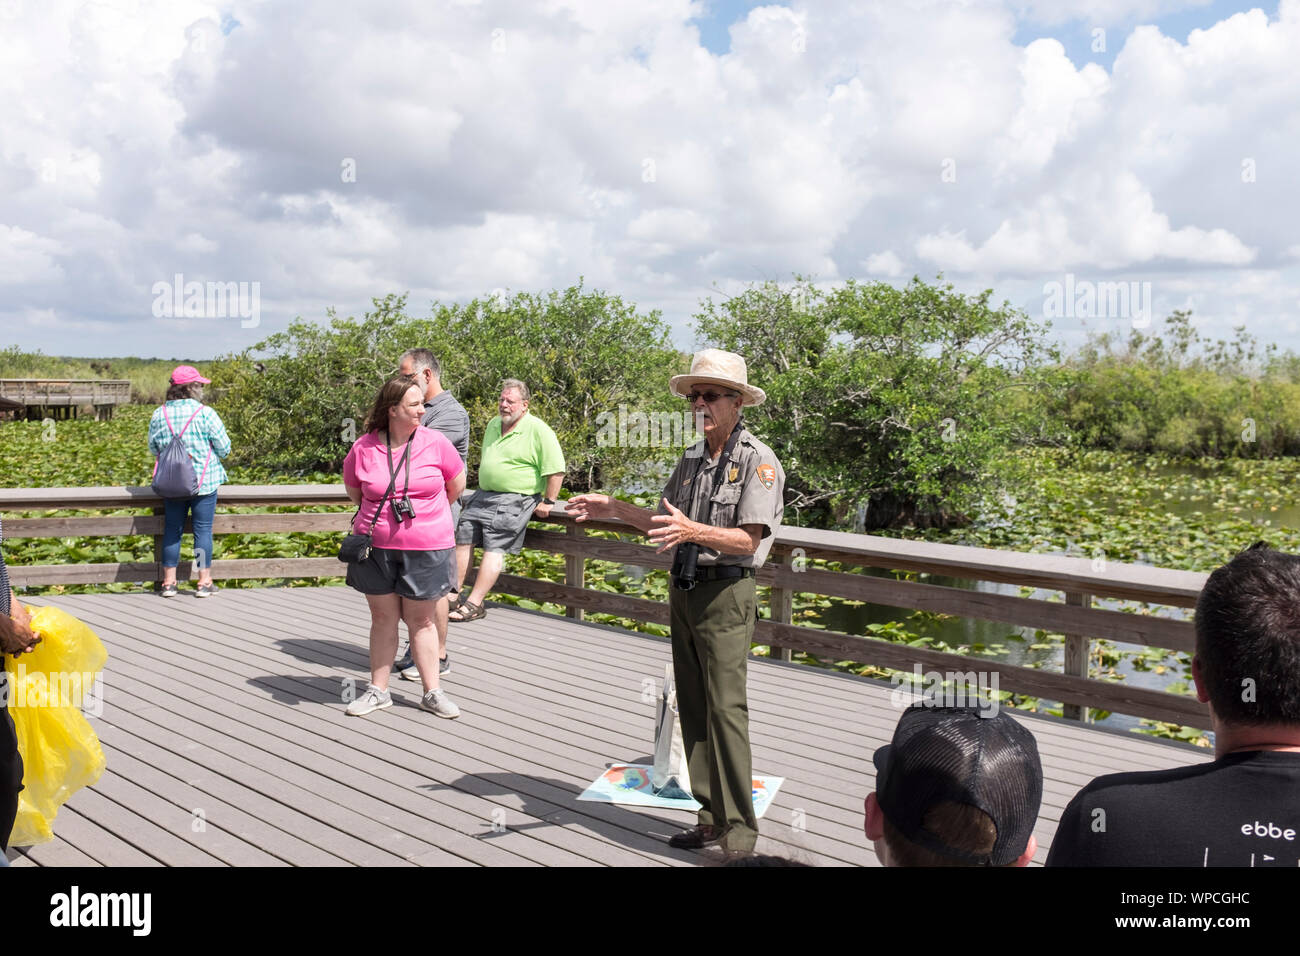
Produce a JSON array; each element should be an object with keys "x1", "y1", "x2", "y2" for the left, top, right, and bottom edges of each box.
[{"x1": 338, "y1": 436, "x2": 412, "y2": 563}]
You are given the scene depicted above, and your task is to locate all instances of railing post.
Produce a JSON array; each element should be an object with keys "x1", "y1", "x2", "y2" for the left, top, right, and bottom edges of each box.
[
  {"x1": 152, "y1": 505, "x2": 165, "y2": 591},
  {"x1": 565, "y1": 523, "x2": 585, "y2": 621},
  {"x1": 1062, "y1": 591, "x2": 1092, "y2": 722},
  {"x1": 769, "y1": 549, "x2": 793, "y2": 662}
]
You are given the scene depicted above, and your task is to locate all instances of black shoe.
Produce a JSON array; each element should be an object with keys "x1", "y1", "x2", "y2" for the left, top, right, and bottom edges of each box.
[
  {"x1": 668, "y1": 825, "x2": 724, "y2": 849},
  {"x1": 397, "y1": 648, "x2": 450, "y2": 680},
  {"x1": 395, "y1": 645, "x2": 420, "y2": 681}
]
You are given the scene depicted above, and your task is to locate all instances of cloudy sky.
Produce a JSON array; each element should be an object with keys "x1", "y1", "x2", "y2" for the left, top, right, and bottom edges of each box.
[{"x1": 1, "y1": 0, "x2": 1296, "y2": 359}]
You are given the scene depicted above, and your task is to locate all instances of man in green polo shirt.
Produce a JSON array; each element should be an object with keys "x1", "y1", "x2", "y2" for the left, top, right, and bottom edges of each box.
[{"x1": 449, "y1": 379, "x2": 565, "y2": 622}]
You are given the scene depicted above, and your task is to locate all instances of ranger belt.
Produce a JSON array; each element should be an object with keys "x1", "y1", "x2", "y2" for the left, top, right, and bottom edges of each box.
[{"x1": 694, "y1": 565, "x2": 755, "y2": 582}]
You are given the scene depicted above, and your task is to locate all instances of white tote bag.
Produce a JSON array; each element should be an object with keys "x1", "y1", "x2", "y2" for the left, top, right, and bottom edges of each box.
[{"x1": 652, "y1": 663, "x2": 692, "y2": 797}]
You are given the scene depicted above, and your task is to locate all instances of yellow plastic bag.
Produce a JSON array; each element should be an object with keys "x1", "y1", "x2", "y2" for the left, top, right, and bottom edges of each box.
[{"x1": 3, "y1": 605, "x2": 107, "y2": 847}]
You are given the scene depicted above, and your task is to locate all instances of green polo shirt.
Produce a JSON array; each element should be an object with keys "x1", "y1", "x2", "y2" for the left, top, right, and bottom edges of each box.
[{"x1": 478, "y1": 412, "x2": 565, "y2": 495}]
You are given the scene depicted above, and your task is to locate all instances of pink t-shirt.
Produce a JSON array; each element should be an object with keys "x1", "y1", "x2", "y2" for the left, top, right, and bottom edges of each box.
[{"x1": 343, "y1": 427, "x2": 464, "y2": 550}]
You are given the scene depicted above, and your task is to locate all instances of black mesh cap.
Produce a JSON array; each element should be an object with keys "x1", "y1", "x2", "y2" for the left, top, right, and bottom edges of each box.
[{"x1": 872, "y1": 705, "x2": 1044, "y2": 866}]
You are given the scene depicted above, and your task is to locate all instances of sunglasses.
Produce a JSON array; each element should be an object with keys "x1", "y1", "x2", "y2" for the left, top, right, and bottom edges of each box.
[{"x1": 684, "y1": 390, "x2": 736, "y2": 404}]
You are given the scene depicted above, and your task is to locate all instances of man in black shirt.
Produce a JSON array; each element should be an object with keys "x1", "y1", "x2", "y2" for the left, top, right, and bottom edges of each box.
[{"x1": 1048, "y1": 542, "x2": 1300, "y2": 867}]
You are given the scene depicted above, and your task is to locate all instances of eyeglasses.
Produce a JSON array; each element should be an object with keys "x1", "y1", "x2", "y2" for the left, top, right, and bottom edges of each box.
[{"x1": 685, "y1": 390, "x2": 737, "y2": 404}]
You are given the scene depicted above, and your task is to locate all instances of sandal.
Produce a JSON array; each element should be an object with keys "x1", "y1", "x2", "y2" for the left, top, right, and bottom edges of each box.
[{"x1": 448, "y1": 600, "x2": 486, "y2": 623}]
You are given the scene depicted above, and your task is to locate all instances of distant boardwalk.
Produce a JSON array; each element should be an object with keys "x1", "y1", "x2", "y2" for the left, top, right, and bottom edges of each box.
[
  {"x1": 0, "y1": 379, "x2": 132, "y2": 421},
  {"x1": 4, "y1": 587, "x2": 1210, "y2": 867}
]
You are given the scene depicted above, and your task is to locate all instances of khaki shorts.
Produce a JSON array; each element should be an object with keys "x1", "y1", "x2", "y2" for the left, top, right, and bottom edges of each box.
[{"x1": 454, "y1": 490, "x2": 539, "y2": 554}]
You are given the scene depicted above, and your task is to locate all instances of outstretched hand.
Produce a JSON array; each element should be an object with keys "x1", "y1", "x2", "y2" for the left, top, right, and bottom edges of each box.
[
  {"x1": 566, "y1": 493, "x2": 611, "y2": 523},
  {"x1": 648, "y1": 498, "x2": 697, "y2": 554}
]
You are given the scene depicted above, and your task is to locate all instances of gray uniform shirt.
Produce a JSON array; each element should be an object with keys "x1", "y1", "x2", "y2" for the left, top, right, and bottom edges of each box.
[
  {"x1": 659, "y1": 425, "x2": 785, "y2": 568},
  {"x1": 422, "y1": 391, "x2": 470, "y2": 465}
]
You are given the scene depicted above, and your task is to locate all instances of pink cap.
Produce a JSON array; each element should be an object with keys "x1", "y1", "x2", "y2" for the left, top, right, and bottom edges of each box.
[{"x1": 170, "y1": 365, "x2": 211, "y2": 385}]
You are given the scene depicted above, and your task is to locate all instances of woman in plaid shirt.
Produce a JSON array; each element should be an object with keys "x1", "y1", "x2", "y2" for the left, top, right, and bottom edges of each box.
[{"x1": 148, "y1": 365, "x2": 232, "y2": 598}]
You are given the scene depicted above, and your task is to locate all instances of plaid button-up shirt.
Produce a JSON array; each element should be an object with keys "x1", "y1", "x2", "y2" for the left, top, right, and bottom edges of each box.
[{"x1": 148, "y1": 400, "x2": 232, "y2": 496}]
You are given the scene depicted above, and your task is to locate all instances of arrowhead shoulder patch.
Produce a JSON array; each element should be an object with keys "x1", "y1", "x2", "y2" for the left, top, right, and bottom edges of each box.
[{"x1": 757, "y1": 464, "x2": 776, "y2": 490}]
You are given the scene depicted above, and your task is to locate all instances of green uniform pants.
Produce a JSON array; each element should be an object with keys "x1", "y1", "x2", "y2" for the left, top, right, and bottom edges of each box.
[{"x1": 669, "y1": 575, "x2": 758, "y2": 851}]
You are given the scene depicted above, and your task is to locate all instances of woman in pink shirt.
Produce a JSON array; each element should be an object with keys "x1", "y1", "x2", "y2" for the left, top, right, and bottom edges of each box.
[{"x1": 342, "y1": 376, "x2": 466, "y2": 719}]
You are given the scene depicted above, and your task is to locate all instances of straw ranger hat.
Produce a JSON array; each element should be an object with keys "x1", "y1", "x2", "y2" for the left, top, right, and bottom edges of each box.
[{"x1": 669, "y1": 348, "x2": 766, "y2": 407}]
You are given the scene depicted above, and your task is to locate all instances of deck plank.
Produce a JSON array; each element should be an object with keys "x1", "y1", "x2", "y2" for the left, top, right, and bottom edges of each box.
[
  {"x1": 51, "y1": 598, "x2": 678, "y2": 866},
  {"x1": 13, "y1": 587, "x2": 1211, "y2": 867},
  {"x1": 91, "y1": 591, "x2": 868, "y2": 862}
]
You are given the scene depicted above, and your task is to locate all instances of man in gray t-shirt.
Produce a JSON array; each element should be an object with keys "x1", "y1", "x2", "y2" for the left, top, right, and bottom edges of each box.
[
  {"x1": 395, "y1": 348, "x2": 471, "y2": 680},
  {"x1": 419, "y1": 390, "x2": 470, "y2": 465},
  {"x1": 399, "y1": 348, "x2": 470, "y2": 490}
]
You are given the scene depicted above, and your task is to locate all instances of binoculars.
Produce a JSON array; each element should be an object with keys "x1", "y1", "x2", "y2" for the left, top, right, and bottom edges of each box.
[
  {"x1": 390, "y1": 496, "x2": 416, "y2": 523},
  {"x1": 671, "y1": 542, "x2": 700, "y2": 591}
]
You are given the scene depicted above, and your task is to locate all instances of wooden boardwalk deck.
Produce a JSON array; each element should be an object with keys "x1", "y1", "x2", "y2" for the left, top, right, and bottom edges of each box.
[{"x1": 4, "y1": 586, "x2": 1211, "y2": 867}]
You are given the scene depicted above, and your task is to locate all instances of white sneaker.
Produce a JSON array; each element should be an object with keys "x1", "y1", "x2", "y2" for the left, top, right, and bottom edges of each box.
[
  {"x1": 345, "y1": 684, "x2": 392, "y2": 716},
  {"x1": 419, "y1": 688, "x2": 460, "y2": 719}
]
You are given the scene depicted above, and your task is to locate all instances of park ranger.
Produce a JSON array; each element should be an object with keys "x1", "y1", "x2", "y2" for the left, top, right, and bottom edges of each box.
[{"x1": 569, "y1": 349, "x2": 785, "y2": 855}]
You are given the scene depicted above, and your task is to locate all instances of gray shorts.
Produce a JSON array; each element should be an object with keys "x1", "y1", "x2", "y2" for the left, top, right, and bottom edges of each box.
[
  {"x1": 455, "y1": 490, "x2": 539, "y2": 554},
  {"x1": 346, "y1": 547, "x2": 457, "y2": 601}
]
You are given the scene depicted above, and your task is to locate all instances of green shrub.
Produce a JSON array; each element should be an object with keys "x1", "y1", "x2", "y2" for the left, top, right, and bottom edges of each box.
[
  {"x1": 212, "y1": 284, "x2": 684, "y2": 490},
  {"x1": 693, "y1": 275, "x2": 1062, "y2": 529},
  {"x1": 1055, "y1": 313, "x2": 1300, "y2": 458}
]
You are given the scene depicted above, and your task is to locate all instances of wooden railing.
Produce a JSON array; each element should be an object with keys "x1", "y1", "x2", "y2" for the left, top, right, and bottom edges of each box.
[{"x1": 0, "y1": 485, "x2": 1210, "y2": 727}]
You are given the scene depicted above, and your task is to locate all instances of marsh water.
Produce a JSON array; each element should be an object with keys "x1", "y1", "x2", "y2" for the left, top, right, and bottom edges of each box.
[{"x1": 794, "y1": 459, "x2": 1298, "y2": 736}]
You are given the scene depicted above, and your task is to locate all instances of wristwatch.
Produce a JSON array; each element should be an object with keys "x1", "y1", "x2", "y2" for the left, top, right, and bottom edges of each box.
[{"x1": 542, "y1": 497, "x2": 556, "y2": 505}]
